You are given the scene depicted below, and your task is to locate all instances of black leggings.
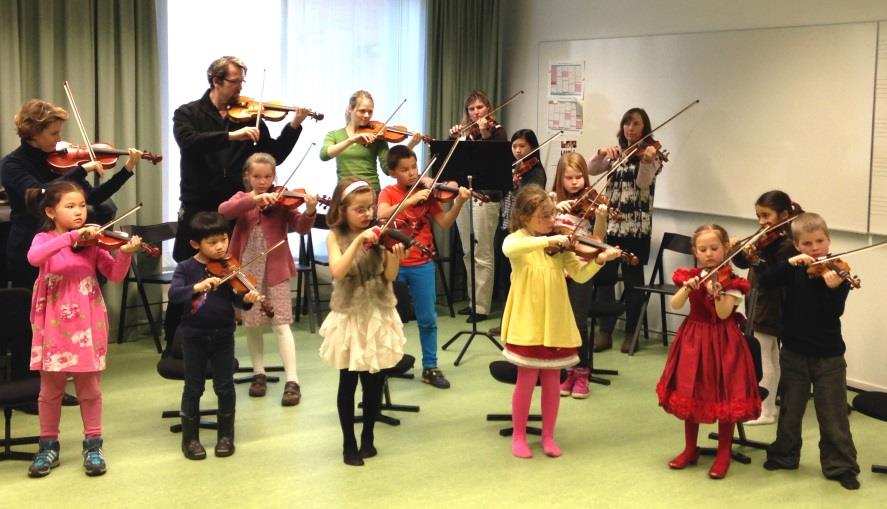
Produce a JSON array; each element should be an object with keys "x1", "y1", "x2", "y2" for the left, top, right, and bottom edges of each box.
[{"x1": 337, "y1": 370, "x2": 384, "y2": 452}]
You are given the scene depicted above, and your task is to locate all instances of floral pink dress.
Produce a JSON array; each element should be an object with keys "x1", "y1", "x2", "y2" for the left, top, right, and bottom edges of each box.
[{"x1": 28, "y1": 230, "x2": 132, "y2": 372}]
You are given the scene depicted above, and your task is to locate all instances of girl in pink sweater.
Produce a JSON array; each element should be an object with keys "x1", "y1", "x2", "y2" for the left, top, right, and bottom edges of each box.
[
  {"x1": 219, "y1": 152, "x2": 317, "y2": 406},
  {"x1": 26, "y1": 180, "x2": 141, "y2": 478}
]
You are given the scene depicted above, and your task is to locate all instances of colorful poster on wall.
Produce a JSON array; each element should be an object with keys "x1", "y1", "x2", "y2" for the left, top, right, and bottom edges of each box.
[
  {"x1": 549, "y1": 63, "x2": 584, "y2": 97},
  {"x1": 547, "y1": 100, "x2": 583, "y2": 131}
]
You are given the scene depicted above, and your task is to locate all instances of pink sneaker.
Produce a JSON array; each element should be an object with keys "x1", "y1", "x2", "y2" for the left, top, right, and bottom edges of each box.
[
  {"x1": 559, "y1": 368, "x2": 575, "y2": 397},
  {"x1": 571, "y1": 368, "x2": 590, "y2": 399}
]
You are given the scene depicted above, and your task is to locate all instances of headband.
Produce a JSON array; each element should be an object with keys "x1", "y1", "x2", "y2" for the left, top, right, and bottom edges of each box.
[{"x1": 342, "y1": 180, "x2": 370, "y2": 199}]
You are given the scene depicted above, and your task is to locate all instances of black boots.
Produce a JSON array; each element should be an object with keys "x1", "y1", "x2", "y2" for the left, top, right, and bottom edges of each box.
[
  {"x1": 215, "y1": 412, "x2": 235, "y2": 457},
  {"x1": 181, "y1": 415, "x2": 206, "y2": 460}
]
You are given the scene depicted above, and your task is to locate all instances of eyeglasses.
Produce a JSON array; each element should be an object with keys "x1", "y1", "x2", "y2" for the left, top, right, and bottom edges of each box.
[{"x1": 223, "y1": 78, "x2": 246, "y2": 85}]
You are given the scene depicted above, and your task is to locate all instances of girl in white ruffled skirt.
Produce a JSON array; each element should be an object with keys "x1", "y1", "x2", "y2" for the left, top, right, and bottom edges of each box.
[{"x1": 318, "y1": 177, "x2": 407, "y2": 466}]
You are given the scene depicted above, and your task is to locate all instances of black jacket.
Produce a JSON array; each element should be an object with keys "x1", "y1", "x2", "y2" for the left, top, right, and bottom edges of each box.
[{"x1": 172, "y1": 90, "x2": 302, "y2": 212}]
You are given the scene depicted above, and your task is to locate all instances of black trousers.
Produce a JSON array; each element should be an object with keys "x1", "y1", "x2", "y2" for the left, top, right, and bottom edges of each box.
[{"x1": 181, "y1": 330, "x2": 236, "y2": 417}]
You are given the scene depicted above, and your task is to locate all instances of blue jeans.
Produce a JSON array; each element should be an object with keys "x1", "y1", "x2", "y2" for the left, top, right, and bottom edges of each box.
[
  {"x1": 397, "y1": 262, "x2": 438, "y2": 368},
  {"x1": 181, "y1": 329, "x2": 236, "y2": 417}
]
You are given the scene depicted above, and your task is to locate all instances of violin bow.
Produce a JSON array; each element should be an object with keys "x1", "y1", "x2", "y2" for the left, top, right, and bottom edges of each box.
[
  {"x1": 73, "y1": 203, "x2": 143, "y2": 248},
  {"x1": 252, "y1": 69, "x2": 267, "y2": 146},
  {"x1": 600, "y1": 99, "x2": 701, "y2": 183},
  {"x1": 459, "y1": 90, "x2": 524, "y2": 137},
  {"x1": 62, "y1": 81, "x2": 98, "y2": 164},
  {"x1": 216, "y1": 239, "x2": 287, "y2": 286},
  {"x1": 377, "y1": 154, "x2": 439, "y2": 233},
  {"x1": 372, "y1": 98, "x2": 407, "y2": 138},
  {"x1": 807, "y1": 240, "x2": 887, "y2": 266},
  {"x1": 512, "y1": 130, "x2": 563, "y2": 168},
  {"x1": 271, "y1": 142, "x2": 316, "y2": 201},
  {"x1": 729, "y1": 214, "x2": 799, "y2": 255},
  {"x1": 696, "y1": 233, "x2": 761, "y2": 285}
]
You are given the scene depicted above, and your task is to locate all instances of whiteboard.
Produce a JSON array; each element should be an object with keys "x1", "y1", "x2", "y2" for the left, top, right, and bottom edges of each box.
[{"x1": 538, "y1": 23, "x2": 878, "y2": 233}]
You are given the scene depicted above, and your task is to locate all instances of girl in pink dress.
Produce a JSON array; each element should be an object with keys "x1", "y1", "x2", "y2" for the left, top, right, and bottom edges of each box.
[
  {"x1": 656, "y1": 224, "x2": 761, "y2": 479},
  {"x1": 25, "y1": 180, "x2": 141, "y2": 478},
  {"x1": 219, "y1": 152, "x2": 317, "y2": 406}
]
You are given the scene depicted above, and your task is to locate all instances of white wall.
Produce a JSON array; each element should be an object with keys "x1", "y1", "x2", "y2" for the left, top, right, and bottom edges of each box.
[{"x1": 501, "y1": 0, "x2": 887, "y2": 390}]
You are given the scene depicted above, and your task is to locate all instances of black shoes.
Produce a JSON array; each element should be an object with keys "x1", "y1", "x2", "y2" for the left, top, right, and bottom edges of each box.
[
  {"x1": 181, "y1": 415, "x2": 207, "y2": 460},
  {"x1": 62, "y1": 393, "x2": 80, "y2": 406},
  {"x1": 489, "y1": 326, "x2": 501, "y2": 336},
  {"x1": 835, "y1": 472, "x2": 860, "y2": 490},
  {"x1": 762, "y1": 459, "x2": 798, "y2": 471},
  {"x1": 457, "y1": 306, "x2": 472, "y2": 315},
  {"x1": 422, "y1": 368, "x2": 451, "y2": 389},
  {"x1": 466, "y1": 313, "x2": 489, "y2": 323},
  {"x1": 215, "y1": 412, "x2": 235, "y2": 457}
]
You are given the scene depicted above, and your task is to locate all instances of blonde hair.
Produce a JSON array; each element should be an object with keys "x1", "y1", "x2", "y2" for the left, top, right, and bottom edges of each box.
[
  {"x1": 552, "y1": 152, "x2": 590, "y2": 201},
  {"x1": 241, "y1": 152, "x2": 276, "y2": 191},
  {"x1": 326, "y1": 177, "x2": 374, "y2": 233},
  {"x1": 15, "y1": 99, "x2": 68, "y2": 140},
  {"x1": 509, "y1": 184, "x2": 553, "y2": 233},
  {"x1": 691, "y1": 224, "x2": 730, "y2": 250},
  {"x1": 346, "y1": 90, "x2": 373, "y2": 123},
  {"x1": 791, "y1": 212, "x2": 829, "y2": 239}
]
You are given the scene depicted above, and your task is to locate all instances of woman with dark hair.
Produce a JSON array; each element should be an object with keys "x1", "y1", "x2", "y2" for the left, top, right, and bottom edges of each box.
[{"x1": 588, "y1": 107, "x2": 665, "y2": 353}]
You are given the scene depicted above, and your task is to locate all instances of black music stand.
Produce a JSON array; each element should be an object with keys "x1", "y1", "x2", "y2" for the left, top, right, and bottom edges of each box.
[{"x1": 434, "y1": 140, "x2": 512, "y2": 366}]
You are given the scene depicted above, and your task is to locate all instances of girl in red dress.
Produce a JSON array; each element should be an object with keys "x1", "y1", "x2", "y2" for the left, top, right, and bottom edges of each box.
[{"x1": 656, "y1": 224, "x2": 761, "y2": 479}]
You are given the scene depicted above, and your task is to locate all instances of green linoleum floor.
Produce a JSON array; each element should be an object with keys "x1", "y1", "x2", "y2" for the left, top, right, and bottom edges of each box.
[{"x1": 2, "y1": 311, "x2": 884, "y2": 508}]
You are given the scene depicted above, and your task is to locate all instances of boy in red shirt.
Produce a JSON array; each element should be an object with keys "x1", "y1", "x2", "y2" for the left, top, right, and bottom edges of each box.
[{"x1": 378, "y1": 146, "x2": 469, "y2": 388}]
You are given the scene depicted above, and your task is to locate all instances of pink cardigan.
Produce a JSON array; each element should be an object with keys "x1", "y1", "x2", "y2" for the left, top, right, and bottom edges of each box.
[{"x1": 218, "y1": 192, "x2": 315, "y2": 287}]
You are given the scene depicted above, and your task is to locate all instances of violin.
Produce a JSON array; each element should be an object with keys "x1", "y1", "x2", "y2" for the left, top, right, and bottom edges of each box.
[
  {"x1": 627, "y1": 139, "x2": 669, "y2": 163},
  {"x1": 73, "y1": 225, "x2": 159, "y2": 256},
  {"x1": 355, "y1": 120, "x2": 432, "y2": 144},
  {"x1": 367, "y1": 219, "x2": 435, "y2": 259},
  {"x1": 545, "y1": 227, "x2": 639, "y2": 266},
  {"x1": 260, "y1": 188, "x2": 331, "y2": 215},
  {"x1": 227, "y1": 96, "x2": 323, "y2": 123},
  {"x1": 465, "y1": 115, "x2": 500, "y2": 139},
  {"x1": 806, "y1": 258, "x2": 861, "y2": 289},
  {"x1": 204, "y1": 255, "x2": 274, "y2": 317},
  {"x1": 569, "y1": 188, "x2": 623, "y2": 223},
  {"x1": 416, "y1": 177, "x2": 490, "y2": 203},
  {"x1": 513, "y1": 156, "x2": 540, "y2": 179},
  {"x1": 48, "y1": 141, "x2": 162, "y2": 173}
]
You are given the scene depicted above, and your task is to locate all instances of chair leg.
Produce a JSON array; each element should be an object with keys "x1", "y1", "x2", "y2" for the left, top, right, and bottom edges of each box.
[
  {"x1": 435, "y1": 257, "x2": 456, "y2": 318},
  {"x1": 136, "y1": 280, "x2": 162, "y2": 353},
  {"x1": 309, "y1": 264, "x2": 320, "y2": 334},
  {"x1": 628, "y1": 296, "x2": 651, "y2": 356},
  {"x1": 116, "y1": 277, "x2": 130, "y2": 345},
  {"x1": 294, "y1": 271, "x2": 304, "y2": 322},
  {"x1": 1, "y1": 407, "x2": 40, "y2": 461},
  {"x1": 659, "y1": 292, "x2": 668, "y2": 346},
  {"x1": 873, "y1": 465, "x2": 887, "y2": 474}
]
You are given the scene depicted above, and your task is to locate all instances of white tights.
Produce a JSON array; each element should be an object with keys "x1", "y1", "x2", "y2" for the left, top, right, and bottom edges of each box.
[{"x1": 245, "y1": 324, "x2": 299, "y2": 383}]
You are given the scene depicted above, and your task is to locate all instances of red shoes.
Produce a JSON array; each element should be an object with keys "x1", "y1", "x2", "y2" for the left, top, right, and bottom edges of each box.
[
  {"x1": 668, "y1": 447, "x2": 700, "y2": 469},
  {"x1": 708, "y1": 456, "x2": 731, "y2": 479}
]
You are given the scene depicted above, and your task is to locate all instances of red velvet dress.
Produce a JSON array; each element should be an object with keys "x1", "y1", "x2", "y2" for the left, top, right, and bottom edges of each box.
[{"x1": 656, "y1": 267, "x2": 761, "y2": 424}]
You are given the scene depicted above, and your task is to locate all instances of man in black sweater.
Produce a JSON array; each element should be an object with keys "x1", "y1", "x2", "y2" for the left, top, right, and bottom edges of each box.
[
  {"x1": 167, "y1": 56, "x2": 309, "y2": 351},
  {"x1": 758, "y1": 212, "x2": 860, "y2": 490}
]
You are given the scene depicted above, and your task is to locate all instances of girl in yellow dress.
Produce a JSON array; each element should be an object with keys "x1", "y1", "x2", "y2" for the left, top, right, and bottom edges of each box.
[{"x1": 501, "y1": 184, "x2": 621, "y2": 458}]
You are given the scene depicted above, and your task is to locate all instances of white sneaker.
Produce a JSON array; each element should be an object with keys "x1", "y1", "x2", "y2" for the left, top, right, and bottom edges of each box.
[{"x1": 745, "y1": 414, "x2": 776, "y2": 426}]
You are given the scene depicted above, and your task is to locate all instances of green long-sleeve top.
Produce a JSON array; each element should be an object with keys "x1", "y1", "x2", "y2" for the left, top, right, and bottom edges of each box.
[{"x1": 319, "y1": 128, "x2": 389, "y2": 190}]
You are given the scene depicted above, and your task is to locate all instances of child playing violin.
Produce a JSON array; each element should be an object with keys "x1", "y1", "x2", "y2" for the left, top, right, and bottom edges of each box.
[
  {"x1": 731, "y1": 190, "x2": 802, "y2": 425},
  {"x1": 551, "y1": 152, "x2": 608, "y2": 399},
  {"x1": 377, "y1": 145, "x2": 470, "y2": 389},
  {"x1": 319, "y1": 90, "x2": 421, "y2": 192},
  {"x1": 168, "y1": 211, "x2": 261, "y2": 460},
  {"x1": 758, "y1": 212, "x2": 860, "y2": 490},
  {"x1": 494, "y1": 129, "x2": 547, "y2": 305},
  {"x1": 318, "y1": 178, "x2": 408, "y2": 466},
  {"x1": 25, "y1": 180, "x2": 142, "y2": 478},
  {"x1": 218, "y1": 152, "x2": 317, "y2": 406},
  {"x1": 501, "y1": 184, "x2": 621, "y2": 458},
  {"x1": 657, "y1": 224, "x2": 760, "y2": 480}
]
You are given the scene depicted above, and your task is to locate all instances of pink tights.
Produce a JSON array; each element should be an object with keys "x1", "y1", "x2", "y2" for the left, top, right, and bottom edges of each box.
[
  {"x1": 38, "y1": 371, "x2": 103, "y2": 439},
  {"x1": 511, "y1": 367, "x2": 562, "y2": 458}
]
